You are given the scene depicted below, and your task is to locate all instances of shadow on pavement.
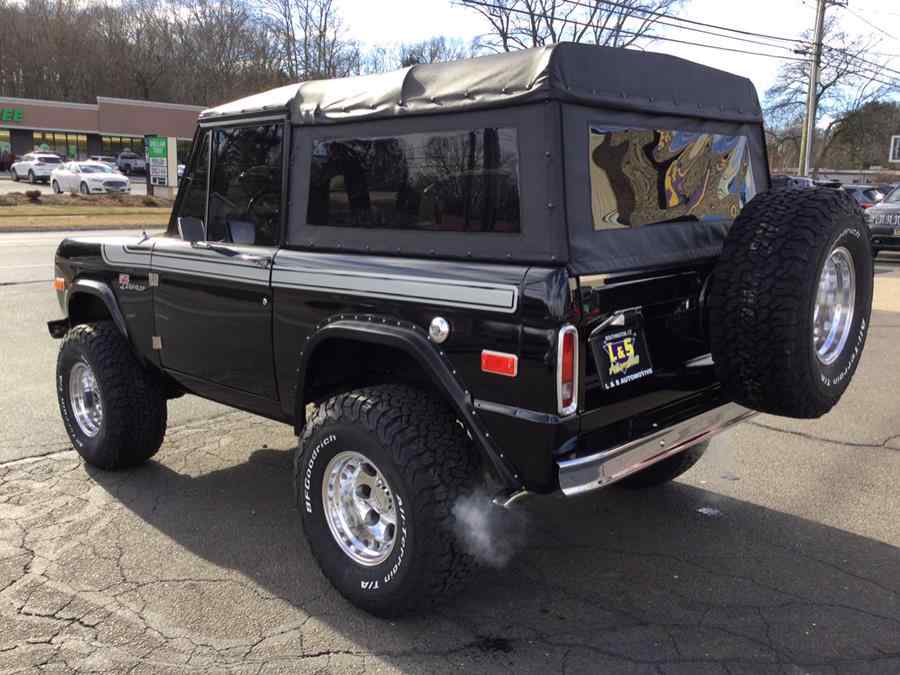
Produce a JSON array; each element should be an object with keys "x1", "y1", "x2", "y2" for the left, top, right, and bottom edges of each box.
[{"x1": 88, "y1": 446, "x2": 900, "y2": 674}]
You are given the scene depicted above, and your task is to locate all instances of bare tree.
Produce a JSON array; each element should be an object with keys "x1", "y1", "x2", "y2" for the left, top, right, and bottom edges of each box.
[
  {"x1": 459, "y1": 0, "x2": 683, "y2": 52},
  {"x1": 399, "y1": 37, "x2": 470, "y2": 67},
  {"x1": 764, "y1": 16, "x2": 899, "y2": 174}
]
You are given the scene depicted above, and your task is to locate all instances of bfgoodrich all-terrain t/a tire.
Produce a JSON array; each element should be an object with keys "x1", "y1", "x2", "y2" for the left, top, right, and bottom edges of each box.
[
  {"x1": 57, "y1": 321, "x2": 167, "y2": 469},
  {"x1": 295, "y1": 385, "x2": 478, "y2": 618},
  {"x1": 709, "y1": 187, "x2": 873, "y2": 419}
]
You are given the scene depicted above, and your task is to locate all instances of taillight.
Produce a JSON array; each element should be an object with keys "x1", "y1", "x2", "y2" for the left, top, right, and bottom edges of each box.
[{"x1": 558, "y1": 325, "x2": 578, "y2": 415}]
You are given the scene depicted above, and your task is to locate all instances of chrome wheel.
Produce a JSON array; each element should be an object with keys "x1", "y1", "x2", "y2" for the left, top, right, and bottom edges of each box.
[
  {"x1": 814, "y1": 246, "x2": 856, "y2": 365},
  {"x1": 322, "y1": 451, "x2": 397, "y2": 566},
  {"x1": 69, "y1": 361, "x2": 103, "y2": 437}
]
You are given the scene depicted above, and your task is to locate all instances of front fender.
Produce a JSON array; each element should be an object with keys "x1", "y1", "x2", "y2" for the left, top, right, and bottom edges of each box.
[
  {"x1": 296, "y1": 317, "x2": 522, "y2": 491},
  {"x1": 66, "y1": 279, "x2": 129, "y2": 339}
]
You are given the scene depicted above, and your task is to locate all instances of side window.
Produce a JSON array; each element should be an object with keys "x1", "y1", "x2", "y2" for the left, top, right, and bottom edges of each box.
[
  {"x1": 206, "y1": 124, "x2": 283, "y2": 246},
  {"x1": 176, "y1": 130, "x2": 210, "y2": 226},
  {"x1": 307, "y1": 128, "x2": 520, "y2": 233}
]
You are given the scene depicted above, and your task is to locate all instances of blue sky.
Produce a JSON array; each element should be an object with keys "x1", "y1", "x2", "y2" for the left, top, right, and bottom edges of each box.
[{"x1": 338, "y1": 0, "x2": 900, "y2": 102}]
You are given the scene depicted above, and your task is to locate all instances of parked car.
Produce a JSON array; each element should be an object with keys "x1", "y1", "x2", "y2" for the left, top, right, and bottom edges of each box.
[
  {"x1": 51, "y1": 161, "x2": 130, "y2": 195},
  {"x1": 770, "y1": 174, "x2": 815, "y2": 190},
  {"x1": 116, "y1": 151, "x2": 146, "y2": 175},
  {"x1": 842, "y1": 185, "x2": 884, "y2": 209},
  {"x1": 9, "y1": 152, "x2": 64, "y2": 183},
  {"x1": 867, "y1": 185, "x2": 900, "y2": 256},
  {"x1": 46, "y1": 44, "x2": 873, "y2": 618}
]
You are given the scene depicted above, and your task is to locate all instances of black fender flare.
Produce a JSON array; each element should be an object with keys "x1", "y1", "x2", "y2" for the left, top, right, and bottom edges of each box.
[
  {"x1": 295, "y1": 317, "x2": 522, "y2": 491},
  {"x1": 66, "y1": 279, "x2": 129, "y2": 339}
]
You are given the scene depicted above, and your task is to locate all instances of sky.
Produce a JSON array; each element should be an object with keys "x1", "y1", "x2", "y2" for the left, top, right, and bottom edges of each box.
[{"x1": 337, "y1": 0, "x2": 900, "y2": 102}]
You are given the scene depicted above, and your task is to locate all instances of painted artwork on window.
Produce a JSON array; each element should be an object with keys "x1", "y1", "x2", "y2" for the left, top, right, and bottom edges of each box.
[{"x1": 589, "y1": 126, "x2": 756, "y2": 230}]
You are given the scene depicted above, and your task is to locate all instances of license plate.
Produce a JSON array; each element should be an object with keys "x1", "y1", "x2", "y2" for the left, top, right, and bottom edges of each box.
[{"x1": 591, "y1": 323, "x2": 654, "y2": 391}]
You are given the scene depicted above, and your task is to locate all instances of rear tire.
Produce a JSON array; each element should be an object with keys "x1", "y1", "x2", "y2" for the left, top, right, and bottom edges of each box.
[
  {"x1": 618, "y1": 441, "x2": 709, "y2": 489},
  {"x1": 10, "y1": 168, "x2": 18, "y2": 182},
  {"x1": 51, "y1": 180, "x2": 61, "y2": 194},
  {"x1": 295, "y1": 385, "x2": 478, "y2": 617},
  {"x1": 28, "y1": 170, "x2": 35, "y2": 184},
  {"x1": 56, "y1": 321, "x2": 167, "y2": 469},
  {"x1": 709, "y1": 188, "x2": 872, "y2": 418}
]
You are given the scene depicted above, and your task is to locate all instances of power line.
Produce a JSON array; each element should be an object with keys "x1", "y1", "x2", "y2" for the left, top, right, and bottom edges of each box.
[
  {"x1": 559, "y1": 0, "x2": 809, "y2": 54},
  {"x1": 822, "y1": 45, "x2": 900, "y2": 84},
  {"x1": 840, "y1": 3, "x2": 900, "y2": 46},
  {"x1": 459, "y1": 0, "x2": 814, "y2": 63}
]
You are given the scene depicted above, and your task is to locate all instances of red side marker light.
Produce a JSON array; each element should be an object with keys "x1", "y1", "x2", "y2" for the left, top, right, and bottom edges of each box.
[{"x1": 481, "y1": 350, "x2": 518, "y2": 377}]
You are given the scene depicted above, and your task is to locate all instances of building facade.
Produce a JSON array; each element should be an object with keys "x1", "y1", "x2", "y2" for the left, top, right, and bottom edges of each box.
[{"x1": 0, "y1": 96, "x2": 204, "y2": 170}]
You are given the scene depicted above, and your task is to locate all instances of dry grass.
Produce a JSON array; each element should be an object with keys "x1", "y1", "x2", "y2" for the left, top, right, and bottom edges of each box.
[{"x1": 0, "y1": 190, "x2": 172, "y2": 230}]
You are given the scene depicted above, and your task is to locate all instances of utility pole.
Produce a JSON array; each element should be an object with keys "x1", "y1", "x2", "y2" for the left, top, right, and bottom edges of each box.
[{"x1": 798, "y1": 0, "x2": 827, "y2": 177}]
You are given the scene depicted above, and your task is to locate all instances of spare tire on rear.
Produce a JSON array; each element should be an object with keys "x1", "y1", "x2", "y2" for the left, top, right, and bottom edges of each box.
[{"x1": 708, "y1": 187, "x2": 872, "y2": 419}]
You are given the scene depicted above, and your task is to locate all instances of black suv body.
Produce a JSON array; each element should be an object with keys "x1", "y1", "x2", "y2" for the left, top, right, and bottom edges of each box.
[{"x1": 48, "y1": 44, "x2": 872, "y2": 616}]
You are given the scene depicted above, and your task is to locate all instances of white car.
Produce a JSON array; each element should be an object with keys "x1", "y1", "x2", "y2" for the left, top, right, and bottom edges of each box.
[
  {"x1": 9, "y1": 153, "x2": 64, "y2": 184},
  {"x1": 51, "y1": 162, "x2": 131, "y2": 195}
]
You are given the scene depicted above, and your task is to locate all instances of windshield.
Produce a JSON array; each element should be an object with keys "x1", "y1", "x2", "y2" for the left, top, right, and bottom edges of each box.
[
  {"x1": 79, "y1": 164, "x2": 109, "y2": 174},
  {"x1": 851, "y1": 189, "x2": 883, "y2": 204},
  {"x1": 886, "y1": 188, "x2": 900, "y2": 204}
]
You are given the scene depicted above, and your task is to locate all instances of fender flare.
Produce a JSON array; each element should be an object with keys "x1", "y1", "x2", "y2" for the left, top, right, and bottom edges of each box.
[
  {"x1": 296, "y1": 317, "x2": 522, "y2": 491},
  {"x1": 66, "y1": 279, "x2": 129, "y2": 339}
]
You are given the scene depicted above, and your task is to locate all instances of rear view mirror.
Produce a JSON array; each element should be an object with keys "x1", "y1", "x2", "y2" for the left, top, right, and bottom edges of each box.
[{"x1": 177, "y1": 216, "x2": 206, "y2": 243}]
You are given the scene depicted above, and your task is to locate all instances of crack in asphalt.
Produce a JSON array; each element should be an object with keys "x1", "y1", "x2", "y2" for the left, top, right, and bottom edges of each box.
[
  {"x1": 1, "y1": 413, "x2": 898, "y2": 673},
  {"x1": 748, "y1": 420, "x2": 900, "y2": 451}
]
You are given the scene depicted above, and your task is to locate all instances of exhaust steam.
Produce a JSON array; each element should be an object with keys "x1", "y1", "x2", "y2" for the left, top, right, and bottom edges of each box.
[{"x1": 452, "y1": 488, "x2": 528, "y2": 568}]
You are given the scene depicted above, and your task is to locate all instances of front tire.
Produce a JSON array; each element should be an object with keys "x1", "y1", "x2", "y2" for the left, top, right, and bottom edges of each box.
[
  {"x1": 10, "y1": 168, "x2": 18, "y2": 182},
  {"x1": 57, "y1": 321, "x2": 167, "y2": 469},
  {"x1": 295, "y1": 385, "x2": 478, "y2": 617},
  {"x1": 28, "y1": 170, "x2": 35, "y2": 184},
  {"x1": 79, "y1": 182, "x2": 89, "y2": 195}
]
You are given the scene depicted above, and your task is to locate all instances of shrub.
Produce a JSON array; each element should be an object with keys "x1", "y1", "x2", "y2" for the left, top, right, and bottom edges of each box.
[
  {"x1": 142, "y1": 196, "x2": 159, "y2": 207},
  {"x1": 0, "y1": 195, "x2": 14, "y2": 206},
  {"x1": 25, "y1": 190, "x2": 42, "y2": 203}
]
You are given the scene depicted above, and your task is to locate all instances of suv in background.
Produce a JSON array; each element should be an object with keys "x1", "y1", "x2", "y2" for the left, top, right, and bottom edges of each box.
[
  {"x1": 867, "y1": 185, "x2": 900, "y2": 256},
  {"x1": 843, "y1": 185, "x2": 884, "y2": 209},
  {"x1": 9, "y1": 152, "x2": 63, "y2": 183},
  {"x1": 116, "y1": 151, "x2": 145, "y2": 175}
]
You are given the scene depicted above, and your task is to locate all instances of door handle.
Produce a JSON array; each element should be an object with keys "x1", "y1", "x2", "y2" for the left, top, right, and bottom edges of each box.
[{"x1": 190, "y1": 241, "x2": 272, "y2": 269}]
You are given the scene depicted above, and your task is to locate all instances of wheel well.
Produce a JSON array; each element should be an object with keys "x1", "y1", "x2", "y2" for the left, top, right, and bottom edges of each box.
[
  {"x1": 302, "y1": 338, "x2": 437, "y2": 415},
  {"x1": 68, "y1": 292, "x2": 112, "y2": 326}
]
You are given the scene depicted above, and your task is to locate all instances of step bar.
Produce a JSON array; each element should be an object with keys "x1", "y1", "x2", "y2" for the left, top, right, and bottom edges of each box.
[{"x1": 557, "y1": 402, "x2": 756, "y2": 496}]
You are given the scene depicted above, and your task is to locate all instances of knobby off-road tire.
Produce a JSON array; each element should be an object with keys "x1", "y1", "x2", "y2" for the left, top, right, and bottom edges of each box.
[
  {"x1": 295, "y1": 385, "x2": 478, "y2": 617},
  {"x1": 57, "y1": 321, "x2": 167, "y2": 469},
  {"x1": 618, "y1": 441, "x2": 709, "y2": 490},
  {"x1": 709, "y1": 187, "x2": 873, "y2": 419}
]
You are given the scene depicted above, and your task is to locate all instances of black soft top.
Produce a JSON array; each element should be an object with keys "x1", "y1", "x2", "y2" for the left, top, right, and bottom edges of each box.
[{"x1": 201, "y1": 43, "x2": 763, "y2": 126}]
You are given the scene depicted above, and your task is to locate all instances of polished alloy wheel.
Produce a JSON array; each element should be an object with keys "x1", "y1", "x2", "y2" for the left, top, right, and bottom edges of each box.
[
  {"x1": 322, "y1": 451, "x2": 397, "y2": 566},
  {"x1": 813, "y1": 246, "x2": 856, "y2": 365},
  {"x1": 69, "y1": 361, "x2": 104, "y2": 437}
]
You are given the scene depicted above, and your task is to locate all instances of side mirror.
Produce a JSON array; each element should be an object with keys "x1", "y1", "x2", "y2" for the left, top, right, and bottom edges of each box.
[{"x1": 177, "y1": 216, "x2": 206, "y2": 243}]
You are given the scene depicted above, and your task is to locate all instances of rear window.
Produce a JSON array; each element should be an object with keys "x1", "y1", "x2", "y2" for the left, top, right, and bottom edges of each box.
[
  {"x1": 120, "y1": 152, "x2": 138, "y2": 159},
  {"x1": 35, "y1": 155, "x2": 62, "y2": 164},
  {"x1": 589, "y1": 126, "x2": 756, "y2": 229},
  {"x1": 307, "y1": 128, "x2": 520, "y2": 233}
]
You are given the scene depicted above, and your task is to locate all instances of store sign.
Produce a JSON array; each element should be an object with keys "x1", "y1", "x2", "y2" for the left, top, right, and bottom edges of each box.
[
  {"x1": 146, "y1": 135, "x2": 168, "y2": 186},
  {"x1": 0, "y1": 108, "x2": 24, "y2": 122}
]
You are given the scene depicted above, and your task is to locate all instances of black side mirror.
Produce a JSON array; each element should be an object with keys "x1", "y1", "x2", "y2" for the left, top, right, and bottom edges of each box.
[{"x1": 177, "y1": 216, "x2": 206, "y2": 243}]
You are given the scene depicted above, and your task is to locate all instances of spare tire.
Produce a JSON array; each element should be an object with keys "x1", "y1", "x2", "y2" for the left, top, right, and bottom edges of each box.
[{"x1": 708, "y1": 187, "x2": 872, "y2": 419}]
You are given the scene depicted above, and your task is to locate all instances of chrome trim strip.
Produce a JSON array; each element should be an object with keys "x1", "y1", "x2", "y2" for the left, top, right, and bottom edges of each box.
[{"x1": 557, "y1": 402, "x2": 755, "y2": 496}]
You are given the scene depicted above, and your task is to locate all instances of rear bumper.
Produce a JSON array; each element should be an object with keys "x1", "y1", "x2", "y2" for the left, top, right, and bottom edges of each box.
[{"x1": 557, "y1": 401, "x2": 755, "y2": 496}]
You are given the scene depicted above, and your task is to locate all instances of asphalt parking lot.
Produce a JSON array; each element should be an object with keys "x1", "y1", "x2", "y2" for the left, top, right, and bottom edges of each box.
[
  {"x1": 1, "y1": 233, "x2": 898, "y2": 674},
  {"x1": 0, "y1": 175, "x2": 148, "y2": 197}
]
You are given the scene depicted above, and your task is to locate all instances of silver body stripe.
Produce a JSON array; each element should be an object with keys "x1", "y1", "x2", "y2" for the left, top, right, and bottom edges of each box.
[
  {"x1": 271, "y1": 266, "x2": 518, "y2": 313},
  {"x1": 99, "y1": 240, "x2": 518, "y2": 313}
]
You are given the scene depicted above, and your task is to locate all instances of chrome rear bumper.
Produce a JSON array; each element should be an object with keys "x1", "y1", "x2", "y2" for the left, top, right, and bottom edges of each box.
[{"x1": 557, "y1": 402, "x2": 756, "y2": 496}]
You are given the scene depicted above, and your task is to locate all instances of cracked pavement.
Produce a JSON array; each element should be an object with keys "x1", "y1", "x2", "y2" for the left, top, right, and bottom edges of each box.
[{"x1": 0, "y1": 243, "x2": 898, "y2": 674}]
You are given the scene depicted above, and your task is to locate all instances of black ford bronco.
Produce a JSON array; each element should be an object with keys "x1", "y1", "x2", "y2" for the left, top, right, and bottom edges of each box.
[{"x1": 49, "y1": 44, "x2": 873, "y2": 617}]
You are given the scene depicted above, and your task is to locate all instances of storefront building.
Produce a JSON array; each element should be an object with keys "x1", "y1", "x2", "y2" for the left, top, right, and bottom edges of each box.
[{"x1": 0, "y1": 96, "x2": 204, "y2": 170}]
